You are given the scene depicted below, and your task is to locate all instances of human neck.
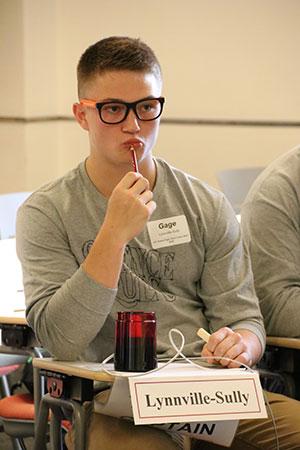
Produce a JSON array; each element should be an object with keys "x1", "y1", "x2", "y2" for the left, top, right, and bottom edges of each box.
[{"x1": 85, "y1": 156, "x2": 156, "y2": 198}]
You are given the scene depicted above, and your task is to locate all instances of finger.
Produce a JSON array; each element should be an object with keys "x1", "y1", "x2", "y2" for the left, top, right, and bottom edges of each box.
[
  {"x1": 206, "y1": 357, "x2": 220, "y2": 365},
  {"x1": 146, "y1": 200, "x2": 156, "y2": 216},
  {"x1": 225, "y1": 340, "x2": 246, "y2": 360},
  {"x1": 118, "y1": 171, "x2": 143, "y2": 189},
  {"x1": 217, "y1": 345, "x2": 244, "y2": 368},
  {"x1": 139, "y1": 190, "x2": 153, "y2": 205},
  {"x1": 206, "y1": 327, "x2": 234, "y2": 353},
  {"x1": 130, "y1": 176, "x2": 150, "y2": 195},
  {"x1": 213, "y1": 332, "x2": 244, "y2": 359},
  {"x1": 226, "y1": 352, "x2": 252, "y2": 369},
  {"x1": 201, "y1": 345, "x2": 220, "y2": 365}
]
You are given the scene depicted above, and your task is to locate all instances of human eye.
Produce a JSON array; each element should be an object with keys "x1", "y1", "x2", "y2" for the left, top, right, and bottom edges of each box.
[
  {"x1": 137, "y1": 99, "x2": 160, "y2": 119},
  {"x1": 102, "y1": 103, "x2": 125, "y2": 115},
  {"x1": 139, "y1": 100, "x2": 157, "y2": 112},
  {"x1": 100, "y1": 102, "x2": 127, "y2": 123}
]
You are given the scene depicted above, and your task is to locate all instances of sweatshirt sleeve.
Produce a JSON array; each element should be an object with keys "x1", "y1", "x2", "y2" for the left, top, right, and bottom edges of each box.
[
  {"x1": 16, "y1": 198, "x2": 117, "y2": 360},
  {"x1": 198, "y1": 195, "x2": 266, "y2": 353},
  {"x1": 241, "y1": 180, "x2": 300, "y2": 338}
]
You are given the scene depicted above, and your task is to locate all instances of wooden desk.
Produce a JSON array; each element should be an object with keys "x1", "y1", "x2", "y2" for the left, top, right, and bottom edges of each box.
[
  {"x1": 16, "y1": 336, "x2": 299, "y2": 395},
  {"x1": 0, "y1": 311, "x2": 27, "y2": 326},
  {"x1": 33, "y1": 358, "x2": 114, "y2": 383},
  {"x1": 266, "y1": 336, "x2": 300, "y2": 350}
]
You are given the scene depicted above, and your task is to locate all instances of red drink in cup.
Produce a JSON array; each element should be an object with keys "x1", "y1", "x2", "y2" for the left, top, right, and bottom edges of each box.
[{"x1": 114, "y1": 311, "x2": 157, "y2": 372}]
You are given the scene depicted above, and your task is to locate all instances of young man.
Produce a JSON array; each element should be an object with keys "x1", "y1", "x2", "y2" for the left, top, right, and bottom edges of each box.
[
  {"x1": 241, "y1": 145, "x2": 300, "y2": 338},
  {"x1": 17, "y1": 37, "x2": 300, "y2": 450}
]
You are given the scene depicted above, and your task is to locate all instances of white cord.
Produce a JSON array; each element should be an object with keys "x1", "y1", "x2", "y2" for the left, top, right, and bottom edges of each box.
[
  {"x1": 100, "y1": 327, "x2": 193, "y2": 378},
  {"x1": 100, "y1": 328, "x2": 254, "y2": 377}
]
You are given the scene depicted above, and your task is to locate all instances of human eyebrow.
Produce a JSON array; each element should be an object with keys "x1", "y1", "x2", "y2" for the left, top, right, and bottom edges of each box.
[
  {"x1": 99, "y1": 98, "x2": 124, "y2": 103},
  {"x1": 98, "y1": 95, "x2": 157, "y2": 103}
]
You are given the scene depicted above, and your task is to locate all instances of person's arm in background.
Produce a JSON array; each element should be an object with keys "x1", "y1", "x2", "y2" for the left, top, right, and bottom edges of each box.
[
  {"x1": 198, "y1": 194, "x2": 265, "y2": 367},
  {"x1": 16, "y1": 172, "x2": 156, "y2": 360},
  {"x1": 241, "y1": 186, "x2": 300, "y2": 338}
]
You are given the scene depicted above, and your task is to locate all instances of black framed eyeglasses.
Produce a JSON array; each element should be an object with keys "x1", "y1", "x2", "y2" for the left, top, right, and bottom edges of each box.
[{"x1": 80, "y1": 96, "x2": 165, "y2": 124}]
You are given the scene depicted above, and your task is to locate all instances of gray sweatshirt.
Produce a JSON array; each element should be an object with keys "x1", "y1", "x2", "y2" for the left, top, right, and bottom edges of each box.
[
  {"x1": 16, "y1": 158, "x2": 265, "y2": 361},
  {"x1": 242, "y1": 145, "x2": 300, "y2": 337}
]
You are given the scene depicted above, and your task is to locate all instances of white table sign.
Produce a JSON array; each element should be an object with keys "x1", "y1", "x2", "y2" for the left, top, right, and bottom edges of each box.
[
  {"x1": 94, "y1": 362, "x2": 267, "y2": 447},
  {"x1": 128, "y1": 364, "x2": 267, "y2": 424}
]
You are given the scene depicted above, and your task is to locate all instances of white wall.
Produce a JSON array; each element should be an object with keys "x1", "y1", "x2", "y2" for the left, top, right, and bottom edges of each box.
[{"x1": 1, "y1": 0, "x2": 300, "y2": 193}]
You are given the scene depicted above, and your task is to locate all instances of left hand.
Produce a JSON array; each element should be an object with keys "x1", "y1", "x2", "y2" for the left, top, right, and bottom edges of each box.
[{"x1": 201, "y1": 327, "x2": 254, "y2": 368}]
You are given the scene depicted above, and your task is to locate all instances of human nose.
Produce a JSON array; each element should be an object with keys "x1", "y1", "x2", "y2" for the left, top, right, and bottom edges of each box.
[{"x1": 121, "y1": 108, "x2": 141, "y2": 133}]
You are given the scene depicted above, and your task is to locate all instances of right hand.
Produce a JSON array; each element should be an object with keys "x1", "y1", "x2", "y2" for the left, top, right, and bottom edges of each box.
[{"x1": 102, "y1": 172, "x2": 156, "y2": 246}]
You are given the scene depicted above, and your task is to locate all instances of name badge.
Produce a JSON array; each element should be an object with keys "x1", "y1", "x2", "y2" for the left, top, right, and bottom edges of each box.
[{"x1": 147, "y1": 215, "x2": 191, "y2": 249}]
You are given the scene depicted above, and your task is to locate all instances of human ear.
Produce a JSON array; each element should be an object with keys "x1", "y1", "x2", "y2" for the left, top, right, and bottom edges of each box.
[{"x1": 72, "y1": 103, "x2": 89, "y2": 131}]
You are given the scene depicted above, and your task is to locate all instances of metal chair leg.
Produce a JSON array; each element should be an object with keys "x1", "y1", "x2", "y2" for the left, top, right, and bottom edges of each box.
[
  {"x1": 49, "y1": 402, "x2": 66, "y2": 450},
  {"x1": 34, "y1": 393, "x2": 89, "y2": 450},
  {"x1": 11, "y1": 437, "x2": 27, "y2": 450},
  {"x1": 71, "y1": 400, "x2": 88, "y2": 450},
  {"x1": 33, "y1": 395, "x2": 49, "y2": 450},
  {"x1": 1, "y1": 375, "x2": 11, "y2": 397}
]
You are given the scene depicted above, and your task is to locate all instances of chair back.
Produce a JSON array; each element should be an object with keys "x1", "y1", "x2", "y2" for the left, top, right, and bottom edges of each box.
[
  {"x1": 217, "y1": 167, "x2": 264, "y2": 213},
  {"x1": 0, "y1": 192, "x2": 31, "y2": 239}
]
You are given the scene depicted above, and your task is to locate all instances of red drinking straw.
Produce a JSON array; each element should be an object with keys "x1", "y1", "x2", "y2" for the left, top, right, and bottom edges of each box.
[{"x1": 131, "y1": 146, "x2": 139, "y2": 173}]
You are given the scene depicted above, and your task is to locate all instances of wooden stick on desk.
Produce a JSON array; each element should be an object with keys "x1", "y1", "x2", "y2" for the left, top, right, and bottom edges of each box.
[{"x1": 197, "y1": 328, "x2": 211, "y2": 343}]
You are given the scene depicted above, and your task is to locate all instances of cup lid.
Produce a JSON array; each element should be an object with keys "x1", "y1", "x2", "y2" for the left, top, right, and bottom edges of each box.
[{"x1": 117, "y1": 311, "x2": 156, "y2": 321}]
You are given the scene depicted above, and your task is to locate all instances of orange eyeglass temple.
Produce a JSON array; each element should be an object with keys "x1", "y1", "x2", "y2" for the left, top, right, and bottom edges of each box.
[{"x1": 80, "y1": 99, "x2": 97, "y2": 108}]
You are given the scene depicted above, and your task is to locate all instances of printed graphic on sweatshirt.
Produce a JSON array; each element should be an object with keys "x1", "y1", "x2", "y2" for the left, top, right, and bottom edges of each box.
[
  {"x1": 116, "y1": 246, "x2": 176, "y2": 307},
  {"x1": 82, "y1": 241, "x2": 176, "y2": 307}
]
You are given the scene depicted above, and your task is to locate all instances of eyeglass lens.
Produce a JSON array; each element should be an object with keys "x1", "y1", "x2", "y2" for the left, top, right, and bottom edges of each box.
[{"x1": 99, "y1": 98, "x2": 162, "y2": 124}]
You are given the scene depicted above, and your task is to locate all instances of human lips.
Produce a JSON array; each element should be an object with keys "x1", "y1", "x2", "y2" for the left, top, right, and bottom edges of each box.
[{"x1": 123, "y1": 139, "x2": 144, "y2": 149}]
